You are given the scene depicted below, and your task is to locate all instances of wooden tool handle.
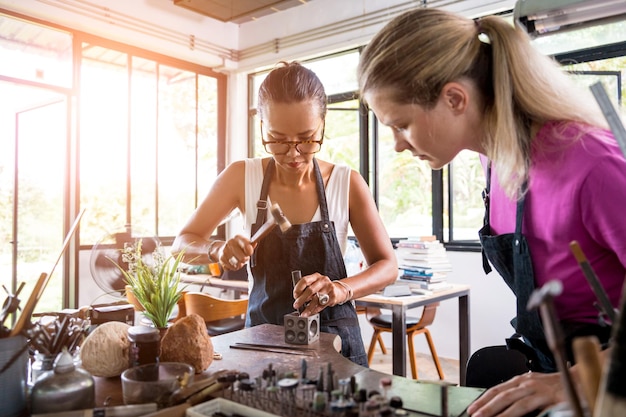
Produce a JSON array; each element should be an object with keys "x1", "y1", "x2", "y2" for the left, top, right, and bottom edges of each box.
[
  {"x1": 250, "y1": 219, "x2": 276, "y2": 244},
  {"x1": 573, "y1": 335, "x2": 602, "y2": 411},
  {"x1": 9, "y1": 272, "x2": 48, "y2": 337},
  {"x1": 594, "y1": 281, "x2": 626, "y2": 417}
]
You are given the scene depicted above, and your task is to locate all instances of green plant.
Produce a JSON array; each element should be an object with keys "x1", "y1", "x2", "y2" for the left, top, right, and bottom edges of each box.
[{"x1": 111, "y1": 239, "x2": 185, "y2": 328}]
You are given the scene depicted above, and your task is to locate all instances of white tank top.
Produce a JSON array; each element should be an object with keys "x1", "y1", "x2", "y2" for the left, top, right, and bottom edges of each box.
[{"x1": 243, "y1": 158, "x2": 351, "y2": 255}]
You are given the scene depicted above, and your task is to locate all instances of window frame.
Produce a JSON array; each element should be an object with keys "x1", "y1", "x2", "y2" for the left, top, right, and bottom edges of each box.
[{"x1": 0, "y1": 10, "x2": 227, "y2": 310}]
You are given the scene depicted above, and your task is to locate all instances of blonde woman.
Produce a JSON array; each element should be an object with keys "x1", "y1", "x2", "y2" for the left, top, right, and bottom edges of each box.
[{"x1": 358, "y1": 7, "x2": 625, "y2": 417}]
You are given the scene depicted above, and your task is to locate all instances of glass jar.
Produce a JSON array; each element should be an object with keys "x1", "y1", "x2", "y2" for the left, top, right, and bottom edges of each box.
[
  {"x1": 31, "y1": 352, "x2": 57, "y2": 385},
  {"x1": 127, "y1": 326, "x2": 160, "y2": 368}
]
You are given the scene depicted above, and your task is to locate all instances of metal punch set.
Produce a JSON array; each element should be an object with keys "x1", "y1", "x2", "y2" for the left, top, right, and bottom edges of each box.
[{"x1": 211, "y1": 360, "x2": 412, "y2": 417}]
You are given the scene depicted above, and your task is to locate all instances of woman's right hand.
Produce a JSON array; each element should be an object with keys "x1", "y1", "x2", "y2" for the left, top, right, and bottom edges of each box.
[
  {"x1": 218, "y1": 235, "x2": 255, "y2": 270},
  {"x1": 467, "y1": 371, "x2": 566, "y2": 417}
]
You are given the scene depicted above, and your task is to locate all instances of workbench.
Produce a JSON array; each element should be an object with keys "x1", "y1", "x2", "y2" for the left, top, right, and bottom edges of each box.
[{"x1": 94, "y1": 323, "x2": 482, "y2": 416}]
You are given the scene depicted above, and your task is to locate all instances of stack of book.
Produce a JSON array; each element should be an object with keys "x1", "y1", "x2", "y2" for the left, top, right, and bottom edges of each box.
[{"x1": 395, "y1": 237, "x2": 452, "y2": 292}]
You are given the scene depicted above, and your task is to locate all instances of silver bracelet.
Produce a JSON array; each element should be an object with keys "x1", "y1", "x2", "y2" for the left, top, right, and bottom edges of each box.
[
  {"x1": 206, "y1": 240, "x2": 222, "y2": 263},
  {"x1": 335, "y1": 280, "x2": 353, "y2": 305}
]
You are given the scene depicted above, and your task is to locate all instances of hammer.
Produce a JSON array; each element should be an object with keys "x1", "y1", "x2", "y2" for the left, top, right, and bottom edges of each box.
[
  {"x1": 250, "y1": 202, "x2": 292, "y2": 244},
  {"x1": 527, "y1": 280, "x2": 585, "y2": 417}
]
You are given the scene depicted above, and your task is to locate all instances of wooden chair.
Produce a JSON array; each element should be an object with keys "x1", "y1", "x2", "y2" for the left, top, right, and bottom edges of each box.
[
  {"x1": 183, "y1": 291, "x2": 248, "y2": 336},
  {"x1": 366, "y1": 302, "x2": 444, "y2": 380}
]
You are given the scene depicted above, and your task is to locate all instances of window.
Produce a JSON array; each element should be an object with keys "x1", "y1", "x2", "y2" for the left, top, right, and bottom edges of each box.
[
  {"x1": 0, "y1": 15, "x2": 74, "y2": 313},
  {"x1": 0, "y1": 11, "x2": 225, "y2": 311},
  {"x1": 79, "y1": 43, "x2": 224, "y2": 244}
]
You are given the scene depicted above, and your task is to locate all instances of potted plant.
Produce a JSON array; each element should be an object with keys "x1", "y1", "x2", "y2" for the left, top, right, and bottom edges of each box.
[{"x1": 112, "y1": 239, "x2": 185, "y2": 329}]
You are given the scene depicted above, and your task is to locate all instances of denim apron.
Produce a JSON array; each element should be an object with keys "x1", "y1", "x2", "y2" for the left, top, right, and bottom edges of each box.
[
  {"x1": 478, "y1": 162, "x2": 554, "y2": 372},
  {"x1": 246, "y1": 158, "x2": 368, "y2": 366}
]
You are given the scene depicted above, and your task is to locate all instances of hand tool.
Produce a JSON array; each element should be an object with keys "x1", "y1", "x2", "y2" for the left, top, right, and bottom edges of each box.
[
  {"x1": 570, "y1": 240, "x2": 617, "y2": 324},
  {"x1": 10, "y1": 209, "x2": 85, "y2": 337},
  {"x1": 573, "y1": 335, "x2": 603, "y2": 412},
  {"x1": 594, "y1": 283, "x2": 626, "y2": 417},
  {"x1": 527, "y1": 280, "x2": 584, "y2": 417},
  {"x1": 250, "y1": 202, "x2": 291, "y2": 244}
]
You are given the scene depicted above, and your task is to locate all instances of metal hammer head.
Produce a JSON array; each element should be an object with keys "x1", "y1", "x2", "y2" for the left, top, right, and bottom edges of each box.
[
  {"x1": 527, "y1": 280, "x2": 563, "y2": 311},
  {"x1": 269, "y1": 202, "x2": 292, "y2": 233}
]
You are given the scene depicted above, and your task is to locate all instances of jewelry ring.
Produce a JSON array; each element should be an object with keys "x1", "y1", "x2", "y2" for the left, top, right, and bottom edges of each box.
[
  {"x1": 229, "y1": 256, "x2": 238, "y2": 267},
  {"x1": 317, "y1": 292, "x2": 329, "y2": 306}
]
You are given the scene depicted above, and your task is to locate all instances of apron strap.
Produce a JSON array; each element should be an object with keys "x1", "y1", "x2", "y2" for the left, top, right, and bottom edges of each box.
[
  {"x1": 312, "y1": 158, "x2": 331, "y2": 224},
  {"x1": 514, "y1": 181, "x2": 528, "y2": 237},
  {"x1": 253, "y1": 159, "x2": 276, "y2": 230},
  {"x1": 481, "y1": 161, "x2": 493, "y2": 273},
  {"x1": 481, "y1": 162, "x2": 529, "y2": 268}
]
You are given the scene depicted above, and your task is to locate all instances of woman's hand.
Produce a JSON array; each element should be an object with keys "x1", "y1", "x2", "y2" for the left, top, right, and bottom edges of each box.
[
  {"x1": 467, "y1": 372, "x2": 566, "y2": 417},
  {"x1": 218, "y1": 234, "x2": 255, "y2": 271},
  {"x1": 292, "y1": 273, "x2": 349, "y2": 316}
]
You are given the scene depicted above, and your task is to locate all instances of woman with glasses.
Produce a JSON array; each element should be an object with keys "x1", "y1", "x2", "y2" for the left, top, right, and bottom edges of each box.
[{"x1": 172, "y1": 61, "x2": 398, "y2": 365}]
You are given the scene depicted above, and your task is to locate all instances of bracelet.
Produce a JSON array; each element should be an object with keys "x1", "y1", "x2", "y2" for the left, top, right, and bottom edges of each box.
[
  {"x1": 335, "y1": 280, "x2": 353, "y2": 305},
  {"x1": 206, "y1": 240, "x2": 222, "y2": 263}
]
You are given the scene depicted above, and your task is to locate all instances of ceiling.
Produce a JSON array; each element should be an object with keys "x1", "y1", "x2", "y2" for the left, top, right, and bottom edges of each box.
[{"x1": 172, "y1": 0, "x2": 312, "y2": 24}]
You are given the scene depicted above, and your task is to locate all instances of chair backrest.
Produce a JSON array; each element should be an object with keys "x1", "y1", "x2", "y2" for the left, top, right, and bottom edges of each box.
[
  {"x1": 415, "y1": 302, "x2": 438, "y2": 328},
  {"x1": 183, "y1": 291, "x2": 248, "y2": 323},
  {"x1": 466, "y1": 345, "x2": 530, "y2": 388}
]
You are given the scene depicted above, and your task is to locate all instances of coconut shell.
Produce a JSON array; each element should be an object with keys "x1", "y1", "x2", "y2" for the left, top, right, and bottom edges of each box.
[{"x1": 80, "y1": 321, "x2": 131, "y2": 377}]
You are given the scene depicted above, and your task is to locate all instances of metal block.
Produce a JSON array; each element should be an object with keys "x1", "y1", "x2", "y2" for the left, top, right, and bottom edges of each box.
[{"x1": 283, "y1": 312, "x2": 319, "y2": 345}]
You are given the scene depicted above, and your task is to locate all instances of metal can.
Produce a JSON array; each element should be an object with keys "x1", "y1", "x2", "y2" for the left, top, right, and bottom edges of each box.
[{"x1": 30, "y1": 349, "x2": 95, "y2": 413}]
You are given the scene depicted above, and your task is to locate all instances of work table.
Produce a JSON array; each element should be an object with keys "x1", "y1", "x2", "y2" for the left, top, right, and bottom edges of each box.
[{"x1": 94, "y1": 324, "x2": 482, "y2": 416}]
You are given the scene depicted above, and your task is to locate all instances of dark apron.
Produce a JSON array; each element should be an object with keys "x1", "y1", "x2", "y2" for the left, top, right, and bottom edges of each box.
[
  {"x1": 478, "y1": 162, "x2": 553, "y2": 372},
  {"x1": 247, "y1": 158, "x2": 368, "y2": 366}
]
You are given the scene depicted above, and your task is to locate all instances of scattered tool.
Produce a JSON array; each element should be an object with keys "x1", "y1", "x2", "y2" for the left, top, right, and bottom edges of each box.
[
  {"x1": 590, "y1": 81, "x2": 626, "y2": 159},
  {"x1": 573, "y1": 335, "x2": 603, "y2": 412},
  {"x1": 10, "y1": 209, "x2": 85, "y2": 337},
  {"x1": 527, "y1": 280, "x2": 585, "y2": 417},
  {"x1": 292, "y1": 270, "x2": 305, "y2": 315},
  {"x1": 250, "y1": 202, "x2": 292, "y2": 244},
  {"x1": 230, "y1": 342, "x2": 317, "y2": 357},
  {"x1": 570, "y1": 240, "x2": 618, "y2": 324},
  {"x1": 594, "y1": 283, "x2": 626, "y2": 417},
  {"x1": 0, "y1": 282, "x2": 25, "y2": 335}
]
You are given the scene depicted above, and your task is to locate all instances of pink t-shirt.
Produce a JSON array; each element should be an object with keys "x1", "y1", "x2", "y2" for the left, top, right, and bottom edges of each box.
[{"x1": 485, "y1": 121, "x2": 626, "y2": 323}]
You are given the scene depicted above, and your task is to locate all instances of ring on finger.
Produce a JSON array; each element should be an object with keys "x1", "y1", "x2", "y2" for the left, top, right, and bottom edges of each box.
[
  {"x1": 229, "y1": 256, "x2": 238, "y2": 267},
  {"x1": 317, "y1": 292, "x2": 329, "y2": 306}
]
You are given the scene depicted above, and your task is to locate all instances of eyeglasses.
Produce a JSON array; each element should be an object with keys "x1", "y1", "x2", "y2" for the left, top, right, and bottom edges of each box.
[{"x1": 261, "y1": 121, "x2": 324, "y2": 155}]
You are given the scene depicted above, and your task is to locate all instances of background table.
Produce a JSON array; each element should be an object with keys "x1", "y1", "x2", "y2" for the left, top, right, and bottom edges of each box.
[{"x1": 355, "y1": 284, "x2": 470, "y2": 384}]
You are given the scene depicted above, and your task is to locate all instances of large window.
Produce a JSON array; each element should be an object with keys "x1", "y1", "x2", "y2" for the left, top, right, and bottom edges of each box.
[
  {"x1": 0, "y1": 12, "x2": 225, "y2": 312},
  {"x1": 79, "y1": 42, "x2": 224, "y2": 244}
]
